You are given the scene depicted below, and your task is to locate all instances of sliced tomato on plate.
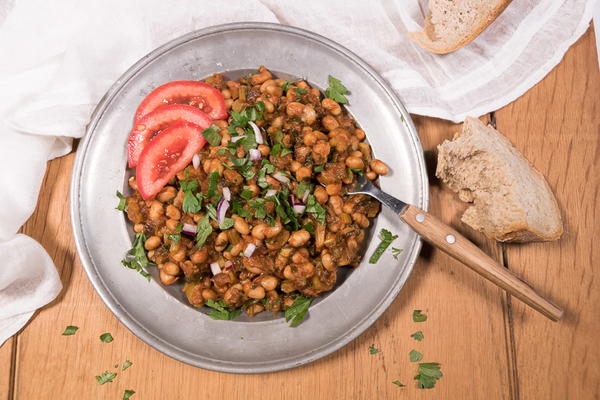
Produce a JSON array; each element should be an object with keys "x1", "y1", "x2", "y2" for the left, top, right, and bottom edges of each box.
[
  {"x1": 134, "y1": 80, "x2": 227, "y2": 123},
  {"x1": 127, "y1": 104, "x2": 212, "y2": 168},
  {"x1": 136, "y1": 122, "x2": 207, "y2": 200}
]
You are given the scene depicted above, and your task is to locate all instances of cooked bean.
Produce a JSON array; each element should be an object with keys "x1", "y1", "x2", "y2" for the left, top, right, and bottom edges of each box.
[
  {"x1": 322, "y1": 115, "x2": 339, "y2": 131},
  {"x1": 258, "y1": 275, "x2": 278, "y2": 291},
  {"x1": 190, "y1": 249, "x2": 208, "y2": 264},
  {"x1": 233, "y1": 215, "x2": 250, "y2": 235},
  {"x1": 301, "y1": 104, "x2": 317, "y2": 124},
  {"x1": 322, "y1": 98, "x2": 342, "y2": 115},
  {"x1": 303, "y1": 131, "x2": 318, "y2": 146},
  {"x1": 325, "y1": 183, "x2": 342, "y2": 196},
  {"x1": 345, "y1": 156, "x2": 364, "y2": 170},
  {"x1": 165, "y1": 205, "x2": 181, "y2": 220},
  {"x1": 314, "y1": 186, "x2": 329, "y2": 204},
  {"x1": 288, "y1": 230, "x2": 310, "y2": 247},
  {"x1": 247, "y1": 284, "x2": 266, "y2": 299},
  {"x1": 321, "y1": 252, "x2": 336, "y2": 271},
  {"x1": 148, "y1": 200, "x2": 164, "y2": 221},
  {"x1": 202, "y1": 288, "x2": 217, "y2": 301},
  {"x1": 157, "y1": 186, "x2": 177, "y2": 202},
  {"x1": 252, "y1": 224, "x2": 267, "y2": 240},
  {"x1": 159, "y1": 270, "x2": 178, "y2": 285},
  {"x1": 251, "y1": 66, "x2": 272, "y2": 85},
  {"x1": 162, "y1": 261, "x2": 181, "y2": 276},
  {"x1": 370, "y1": 159, "x2": 389, "y2": 175},
  {"x1": 328, "y1": 196, "x2": 343, "y2": 215},
  {"x1": 352, "y1": 213, "x2": 369, "y2": 228},
  {"x1": 295, "y1": 166, "x2": 312, "y2": 181},
  {"x1": 133, "y1": 223, "x2": 144, "y2": 233},
  {"x1": 145, "y1": 236, "x2": 161, "y2": 250},
  {"x1": 258, "y1": 144, "x2": 270, "y2": 157},
  {"x1": 264, "y1": 221, "x2": 283, "y2": 239}
]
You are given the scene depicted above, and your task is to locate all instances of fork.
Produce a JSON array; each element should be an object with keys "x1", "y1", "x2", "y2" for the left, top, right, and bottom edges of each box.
[{"x1": 348, "y1": 174, "x2": 563, "y2": 321}]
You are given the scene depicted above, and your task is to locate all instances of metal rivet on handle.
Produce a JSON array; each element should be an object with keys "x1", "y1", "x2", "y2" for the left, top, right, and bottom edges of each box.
[
  {"x1": 446, "y1": 234, "x2": 456, "y2": 244},
  {"x1": 415, "y1": 214, "x2": 425, "y2": 223}
]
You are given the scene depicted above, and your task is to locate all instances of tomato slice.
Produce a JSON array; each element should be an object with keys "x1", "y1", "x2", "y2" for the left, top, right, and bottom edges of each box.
[
  {"x1": 134, "y1": 80, "x2": 227, "y2": 123},
  {"x1": 136, "y1": 122, "x2": 207, "y2": 200},
  {"x1": 127, "y1": 104, "x2": 212, "y2": 168}
]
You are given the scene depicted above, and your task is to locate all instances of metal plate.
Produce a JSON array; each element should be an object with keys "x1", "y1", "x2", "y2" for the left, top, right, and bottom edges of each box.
[{"x1": 70, "y1": 22, "x2": 428, "y2": 373}]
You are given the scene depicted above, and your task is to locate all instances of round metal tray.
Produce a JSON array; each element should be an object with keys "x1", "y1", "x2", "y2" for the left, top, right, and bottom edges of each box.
[{"x1": 70, "y1": 22, "x2": 428, "y2": 373}]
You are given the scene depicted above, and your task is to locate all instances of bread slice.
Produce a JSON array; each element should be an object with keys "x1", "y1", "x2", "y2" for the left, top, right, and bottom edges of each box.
[
  {"x1": 436, "y1": 117, "x2": 563, "y2": 242},
  {"x1": 408, "y1": 0, "x2": 512, "y2": 54}
]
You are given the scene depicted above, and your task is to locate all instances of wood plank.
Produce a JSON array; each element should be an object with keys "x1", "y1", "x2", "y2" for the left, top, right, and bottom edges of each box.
[
  {"x1": 12, "y1": 116, "x2": 512, "y2": 399},
  {"x1": 494, "y1": 27, "x2": 600, "y2": 400},
  {"x1": 0, "y1": 337, "x2": 14, "y2": 400}
]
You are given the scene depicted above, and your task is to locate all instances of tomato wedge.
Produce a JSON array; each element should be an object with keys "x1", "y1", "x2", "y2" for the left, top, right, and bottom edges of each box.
[
  {"x1": 134, "y1": 80, "x2": 227, "y2": 123},
  {"x1": 136, "y1": 122, "x2": 207, "y2": 200},
  {"x1": 127, "y1": 104, "x2": 212, "y2": 168}
]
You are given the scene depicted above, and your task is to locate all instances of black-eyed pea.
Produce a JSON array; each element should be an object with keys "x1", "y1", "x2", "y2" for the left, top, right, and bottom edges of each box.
[
  {"x1": 190, "y1": 249, "x2": 208, "y2": 264},
  {"x1": 201, "y1": 288, "x2": 217, "y2": 301},
  {"x1": 159, "y1": 270, "x2": 178, "y2": 285},
  {"x1": 247, "y1": 284, "x2": 266, "y2": 300},
  {"x1": 144, "y1": 235, "x2": 161, "y2": 250},
  {"x1": 301, "y1": 104, "x2": 317, "y2": 125},
  {"x1": 162, "y1": 261, "x2": 181, "y2": 276},
  {"x1": 157, "y1": 186, "x2": 177, "y2": 203},
  {"x1": 295, "y1": 166, "x2": 312, "y2": 181},
  {"x1": 133, "y1": 223, "x2": 144, "y2": 233},
  {"x1": 370, "y1": 159, "x2": 389, "y2": 175},
  {"x1": 322, "y1": 115, "x2": 340, "y2": 131},
  {"x1": 283, "y1": 266, "x2": 294, "y2": 280},
  {"x1": 303, "y1": 131, "x2": 318, "y2": 146},
  {"x1": 325, "y1": 183, "x2": 342, "y2": 196},
  {"x1": 288, "y1": 230, "x2": 310, "y2": 247},
  {"x1": 321, "y1": 98, "x2": 342, "y2": 116},
  {"x1": 314, "y1": 186, "x2": 329, "y2": 204},
  {"x1": 355, "y1": 128, "x2": 366, "y2": 140},
  {"x1": 329, "y1": 196, "x2": 344, "y2": 215},
  {"x1": 321, "y1": 252, "x2": 336, "y2": 271},
  {"x1": 258, "y1": 144, "x2": 270, "y2": 157},
  {"x1": 352, "y1": 213, "x2": 369, "y2": 228},
  {"x1": 165, "y1": 219, "x2": 179, "y2": 231},
  {"x1": 286, "y1": 102, "x2": 304, "y2": 116},
  {"x1": 251, "y1": 66, "x2": 272, "y2": 85},
  {"x1": 251, "y1": 223, "x2": 267, "y2": 240},
  {"x1": 165, "y1": 205, "x2": 181, "y2": 220},
  {"x1": 128, "y1": 176, "x2": 138, "y2": 191},
  {"x1": 345, "y1": 156, "x2": 364, "y2": 170},
  {"x1": 148, "y1": 200, "x2": 164, "y2": 220},
  {"x1": 258, "y1": 275, "x2": 278, "y2": 291},
  {"x1": 233, "y1": 215, "x2": 250, "y2": 235},
  {"x1": 366, "y1": 170, "x2": 377, "y2": 180}
]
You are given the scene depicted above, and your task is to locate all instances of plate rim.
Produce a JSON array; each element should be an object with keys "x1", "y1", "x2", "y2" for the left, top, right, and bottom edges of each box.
[{"x1": 70, "y1": 22, "x2": 429, "y2": 373}]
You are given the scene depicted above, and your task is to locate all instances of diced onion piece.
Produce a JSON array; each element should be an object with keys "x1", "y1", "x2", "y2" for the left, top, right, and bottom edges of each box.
[
  {"x1": 192, "y1": 153, "x2": 200, "y2": 170},
  {"x1": 230, "y1": 135, "x2": 244, "y2": 143},
  {"x1": 217, "y1": 197, "x2": 229, "y2": 224},
  {"x1": 224, "y1": 261, "x2": 234, "y2": 271},
  {"x1": 244, "y1": 243, "x2": 256, "y2": 257},
  {"x1": 249, "y1": 121, "x2": 264, "y2": 145},
  {"x1": 302, "y1": 190, "x2": 310, "y2": 203},
  {"x1": 272, "y1": 171, "x2": 290, "y2": 184},
  {"x1": 293, "y1": 204, "x2": 306, "y2": 215},
  {"x1": 182, "y1": 223, "x2": 197, "y2": 237},
  {"x1": 265, "y1": 189, "x2": 278, "y2": 198},
  {"x1": 222, "y1": 187, "x2": 231, "y2": 201},
  {"x1": 248, "y1": 148, "x2": 262, "y2": 161},
  {"x1": 210, "y1": 262, "x2": 222, "y2": 276}
]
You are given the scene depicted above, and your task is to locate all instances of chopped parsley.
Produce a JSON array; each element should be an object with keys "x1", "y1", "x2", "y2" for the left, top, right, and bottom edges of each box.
[
  {"x1": 62, "y1": 325, "x2": 78, "y2": 336},
  {"x1": 392, "y1": 381, "x2": 406, "y2": 387},
  {"x1": 296, "y1": 182, "x2": 312, "y2": 198},
  {"x1": 313, "y1": 165, "x2": 325, "y2": 173},
  {"x1": 167, "y1": 224, "x2": 182, "y2": 244},
  {"x1": 413, "y1": 310, "x2": 427, "y2": 322},
  {"x1": 205, "y1": 299, "x2": 241, "y2": 320},
  {"x1": 409, "y1": 349, "x2": 423, "y2": 362},
  {"x1": 303, "y1": 222, "x2": 315, "y2": 235},
  {"x1": 202, "y1": 124, "x2": 223, "y2": 146},
  {"x1": 325, "y1": 75, "x2": 349, "y2": 104},
  {"x1": 414, "y1": 362, "x2": 443, "y2": 389},
  {"x1": 121, "y1": 232, "x2": 153, "y2": 280},
  {"x1": 99, "y1": 333, "x2": 114, "y2": 343},
  {"x1": 240, "y1": 187, "x2": 254, "y2": 200},
  {"x1": 219, "y1": 217, "x2": 234, "y2": 230},
  {"x1": 411, "y1": 331, "x2": 424, "y2": 341},
  {"x1": 281, "y1": 81, "x2": 291, "y2": 91},
  {"x1": 391, "y1": 247, "x2": 404, "y2": 259},
  {"x1": 123, "y1": 390, "x2": 135, "y2": 399},
  {"x1": 305, "y1": 194, "x2": 326, "y2": 224},
  {"x1": 368, "y1": 344, "x2": 381, "y2": 355},
  {"x1": 122, "y1": 360, "x2": 133, "y2": 370},
  {"x1": 285, "y1": 296, "x2": 313, "y2": 327},
  {"x1": 115, "y1": 191, "x2": 127, "y2": 211},
  {"x1": 368, "y1": 228, "x2": 398, "y2": 264},
  {"x1": 95, "y1": 371, "x2": 117, "y2": 385},
  {"x1": 257, "y1": 160, "x2": 276, "y2": 188},
  {"x1": 248, "y1": 198, "x2": 267, "y2": 219},
  {"x1": 293, "y1": 87, "x2": 307, "y2": 96},
  {"x1": 206, "y1": 171, "x2": 219, "y2": 198},
  {"x1": 181, "y1": 178, "x2": 201, "y2": 213},
  {"x1": 195, "y1": 215, "x2": 212, "y2": 248},
  {"x1": 270, "y1": 143, "x2": 293, "y2": 157}
]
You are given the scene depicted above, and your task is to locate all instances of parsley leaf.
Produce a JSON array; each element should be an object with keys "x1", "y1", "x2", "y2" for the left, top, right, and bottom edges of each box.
[
  {"x1": 202, "y1": 124, "x2": 223, "y2": 146},
  {"x1": 285, "y1": 296, "x2": 313, "y2": 327},
  {"x1": 115, "y1": 191, "x2": 127, "y2": 211},
  {"x1": 392, "y1": 381, "x2": 406, "y2": 387},
  {"x1": 368, "y1": 344, "x2": 381, "y2": 355},
  {"x1": 409, "y1": 349, "x2": 423, "y2": 362},
  {"x1": 281, "y1": 81, "x2": 291, "y2": 91},
  {"x1": 294, "y1": 87, "x2": 307, "y2": 96},
  {"x1": 240, "y1": 187, "x2": 254, "y2": 200},
  {"x1": 95, "y1": 371, "x2": 117, "y2": 385},
  {"x1": 368, "y1": 228, "x2": 398, "y2": 264},
  {"x1": 195, "y1": 215, "x2": 212, "y2": 248},
  {"x1": 296, "y1": 182, "x2": 312, "y2": 198},
  {"x1": 121, "y1": 232, "x2": 153, "y2": 281},
  {"x1": 181, "y1": 178, "x2": 201, "y2": 213},
  {"x1": 325, "y1": 75, "x2": 349, "y2": 104},
  {"x1": 305, "y1": 194, "x2": 326, "y2": 224},
  {"x1": 205, "y1": 171, "x2": 219, "y2": 198},
  {"x1": 411, "y1": 331, "x2": 424, "y2": 341},
  {"x1": 123, "y1": 390, "x2": 135, "y2": 400},
  {"x1": 413, "y1": 310, "x2": 427, "y2": 322},
  {"x1": 313, "y1": 165, "x2": 325, "y2": 173},
  {"x1": 205, "y1": 299, "x2": 241, "y2": 320},
  {"x1": 122, "y1": 360, "x2": 133, "y2": 371},
  {"x1": 62, "y1": 325, "x2": 78, "y2": 336},
  {"x1": 100, "y1": 333, "x2": 113, "y2": 343},
  {"x1": 414, "y1": 362, "x2": 443, "y2": 389},
  {"x1": 303, "y1": 222, "x2": 315, "y2": 235},
  {"x1": 219, "y1": 217, "x2": 234, "y2": 230},
  {"x1": 257, "y1": 160, "x2": 276, "y2": 188},
  {"x1": 391, "y1": 247, "x2": 404, "y2": 259},
  {"x1": 248, "y1": 198, "x2": 267, "y2": 219}
]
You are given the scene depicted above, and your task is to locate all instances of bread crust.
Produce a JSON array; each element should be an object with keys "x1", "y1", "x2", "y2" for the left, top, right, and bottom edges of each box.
[{"x1": 408, "y1": 0, "x2": 513, "y2": 54}]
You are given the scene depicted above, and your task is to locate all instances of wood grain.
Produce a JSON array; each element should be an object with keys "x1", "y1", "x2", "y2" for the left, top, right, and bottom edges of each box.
[
  {"x1": 0, "y1": 337, "x2": 14, "y2": 399},
  {"x1": 493, "y1": 27, "x2": 600, "y2": 400},
  {"x1": 8, "y1": 117, "x2": 512, "y2": 399}
]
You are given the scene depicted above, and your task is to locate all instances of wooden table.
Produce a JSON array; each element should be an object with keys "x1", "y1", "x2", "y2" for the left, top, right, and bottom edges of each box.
[{"x1": 1, "y1": 26, "x2": 598, "y2": 400}]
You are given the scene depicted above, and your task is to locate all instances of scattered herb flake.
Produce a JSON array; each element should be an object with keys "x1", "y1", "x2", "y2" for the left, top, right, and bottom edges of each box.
[
  {"x1": 123, "y1": 390, "x2": 135, "y2": 400},
  {"x1": 368, "y1": 229, "x2": 398, "y2": 264},
  {"x1": 62, "y1": 325, "x2": 79, "y2": 336},
  {"x1": 392, "y1": 381, "x2": 406, "y2": 387},
  {"x1": 411, "y1": 331, "x2": 424, "y2": 341},
  {"x1": 368, "y1": 344, "x2": 381, "y2": 355},
  {"x1": 115, "y1": 191, "x2": 127, "y2": 211},
  {"x1": 325, "y1": 75, "x2": 349, "y2": 104},
  {"x1": 202, "y1": 124, "x2": 223, "y2": 146},
  {"x1": 391, "y1": 247, "x2": 404, "y2": 259},
  {"x1": 413, "y1": 310, "x2": 427, "y2": 322},
  {"x1": 95, "y1": 371, "x2": 117, "y2": 385},
  {"x1": 122, "y1": 360, "x2": 133, "y2": 371},
  {"x1": 414, "y1": 362, "x2": 443, "y2": 389},
  {"x1": 285, "y1": 296, "x2": 313, "y2": 327},
  {"x1": 205, "y1": 299, "x2": 241, "y2": 320},
  {"x1": 409, "y1": 349, "x2": 423, "y2": 362},
  {"x1": 100, "y1": 333, "x2": 114, "y2": 343}
]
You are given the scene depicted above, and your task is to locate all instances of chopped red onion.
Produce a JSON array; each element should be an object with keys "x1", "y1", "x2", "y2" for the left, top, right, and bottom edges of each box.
[
  {"x1": 217, "y1": 197, "x2": 229, "y2": 224},
  {"x1": 244, "y1": 243, "x2": 256, "y2": 257},
  {"x1": 210, "y1": 262, "x2": 222, "y2": 276},
  {"x1": 248, "y1": 148, "x2": 262, "y2": 161},
  {"x1": 293, "y1": 204, "x2": 306, "y2": 215},
  {"x1": 222, "y1": 187, "x2": 231, "y2": 201},
  {"x1": 192, "y1": 154, "x2": 200, "y2": 170},
  {"x1": 249, "y1": 121, "x2": 264, "y2": 144},
  {"x1": 181, "y1": 223, "x2": 197, "y2": 237},
  {"x1": 288, "y1": 194, "x2": 304, "y2": 207},
  {"x1": 272, "y1": 171, "x2": 290, "y2": 184},
  {"x1": 302, "y1": 190, "x2": 310, "y2": 202},
  {"x1": 230, "y1": 135, "x2": 244, "y2": 142},
  {"x1": 224, "y1": 261, "x2": 234, "y2": 271},
  {"x1": 265, "y1": 189, "x2": 278, "y2": 198}
]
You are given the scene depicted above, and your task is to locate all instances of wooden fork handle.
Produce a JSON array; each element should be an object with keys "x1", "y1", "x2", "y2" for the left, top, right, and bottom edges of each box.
[{"x1": 400, "y1": 205, "x2": 563, "y2": 321}]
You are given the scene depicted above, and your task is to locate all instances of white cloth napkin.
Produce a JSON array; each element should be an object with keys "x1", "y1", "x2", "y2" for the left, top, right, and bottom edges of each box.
[{"x1": 0, "y1": 0, "x2": 595, "y2": 346}]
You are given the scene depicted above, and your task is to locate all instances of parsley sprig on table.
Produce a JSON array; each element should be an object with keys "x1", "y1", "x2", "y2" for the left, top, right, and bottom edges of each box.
[
  {"x1": 411, "y1": 331, "x2": 424, "y2": 341},
  {"x1": 368, "y1": 344, "x2": 381, "y2": 355},
  {"x1": 62, "y1": 325, "x2": 78, "y2": 335},
  {"x1": 121, "y1": 232, "x2": 153, "y2": 280},
  {"x1": 100, "y1": 333, "x2": 114, "y2": 343},
  {"x1": 95, "y1": 371, "x2": 117, "y2": 385},
  {"x1": 414, "y1": 362, "x2": 443, "y2": 389},
  {"x1": 412, "y1": 310, "x2": 427, "y2": 322}
]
